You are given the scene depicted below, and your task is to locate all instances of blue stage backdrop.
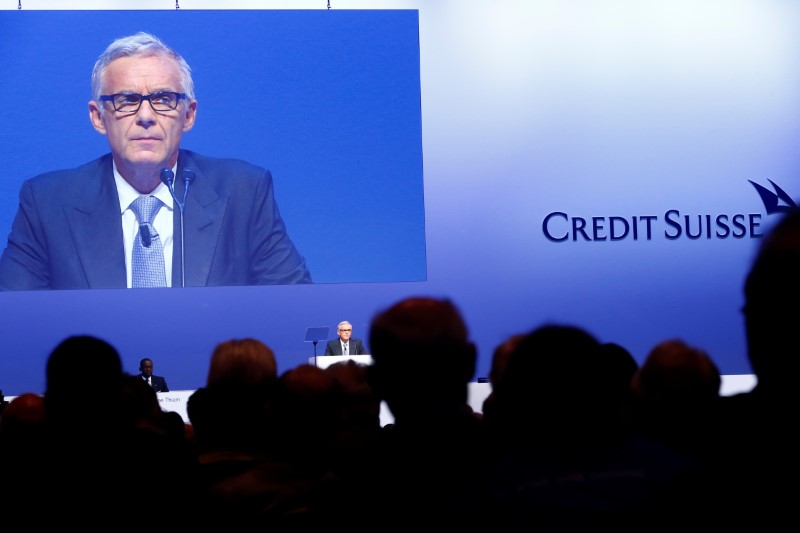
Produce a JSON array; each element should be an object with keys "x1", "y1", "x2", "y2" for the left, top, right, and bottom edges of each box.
[{"x1": 1, "y1": 3, "x2": 798, "y2": 396}]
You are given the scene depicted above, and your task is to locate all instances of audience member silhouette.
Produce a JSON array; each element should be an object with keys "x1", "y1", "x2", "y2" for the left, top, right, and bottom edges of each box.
[
  {"x1": 186, "y1": 338, "x2": 278, "y2": 482},
  {"x1": 597, "y1": 341, "x2": 641, "y2": 435},
  {"x1": 9, "y1": 239, "x2": 798, "y2": 532},
  {"x1": 119, "y1": 374, "x2": 194, "y2": 463},
  {"x1": 269, "y1": 363, "x2": 341, "y2": 462},
  {"x1": 187, "y1": 337, "x2": 290, "y2": 527},
  {"x1": 191, "y1": 361, "x2": 343, "y2": 528},
  {"x1": 322, "y1": 359, "x2": 384, "y2": 506},
  {"x1": 44, "y1": 335, "x2": 126, "y2": 432},
  {"x1": 698, "y1": 208, "x2": 800, "y2": 528},
  {"x1": 37, "y1": 335, "x2": 190, "y2": 526},
  {"x1": 323, "y1": 359, "x2": 383, "y2": 458},
  {"x1": 598, "y1": 341, "x2": 640, "y2": 392},
  {"x1": 483, "y1": 324, "x2": 695, "y2": 531},
  {"x1": 360, "y1": 296, "x2": 490, "y2": 527},
  {"x1": 205, "y1": 337, "x2": 279, "y2": 388},
  {"x1": 630, "y1": 338, "x2": 720, "y2": 462},
  {"x1": 0, "y1": 392, "x2": 47, "y2": 516},
  {"x1": 481, "y1": 333, "x2": 525, "y2": 420},
  {"x1": 252, "y1": 363, "x2": 343, "y2": 526},
  {"x1": 188, "y1": 337, "x2": 278, "y2": 459},
  {"x1": 0, "y1": 392, "x2": 45, "y2": 437}
]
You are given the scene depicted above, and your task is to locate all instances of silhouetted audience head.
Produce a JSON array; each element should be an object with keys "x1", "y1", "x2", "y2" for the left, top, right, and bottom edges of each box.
[
  {"x1": 120, "y1": 374, "x2": 163, "y2": 426},
  {"x1": 630, "y1": 338, "x2": 720, "y2": 460},
  {"x1": 29, "y1": 335, "x2": 195, "y2": 526},
  {"x1": 598, "y1": 342, "x2": 639, "y2": 391},
  {"x1": 119, "y1": 374, "x2": 187, "y2": 447},
  {"x1": 0, "y1": 392, "x2": 45, "y2": 441},
  {"x1": 359, "y1": 297, "x2": 491, "y2": 527},
  {"x1": 686, "y1": 209, "x2": 800, "y2": 530},
  {"x1": 482, "y1": 333, "x2": 525, "y2": 419},
  {"x1": 632, "y1": 339, "x2": 720, "y2": 405},
  {"x1": 205, "y1": 337, "x2": 278, "y2": 388},
  {"x1": 484, "y1": 326, "x2": 701, "y2": 531},
  {"x1": 368, "y1": 296, "x2": 477, "y2": 422},
  {"x1": 271, "y1": 363, "x2": 341, "y2": 457},
  {"x1": 0, "y1": 392, "x2": 47, "y2": 521},
  {"x1": 487, "y1": 324, "x2": 619, "y2": 449},
  {"x1": 44, "y1": 334, "x2": 124, "y2": 428},
  {"x1": 742, "y1": 207, "x2": 800, "y2": 392},
  {"x1": 325, "y1": 359, "x2": 382, "y2": 432},
  {"x1": 189, "y1": 338, "x2": 278, "y2": 454},
  {"x1": 489, "y1": 333, "x2": 526, "y2": 388},
  {"x1": 596, "y1": 341, "x2": 640, "y2": 432},
  {"x1": 46, "y1": 335, "x2": 122, "y2": 393}
]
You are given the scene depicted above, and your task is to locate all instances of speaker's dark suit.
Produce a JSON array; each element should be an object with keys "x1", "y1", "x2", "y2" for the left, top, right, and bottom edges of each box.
[
  {"x1": 0, "y1": 149, "x2": 311, "y2": 290},
  {"x1": 324, "y1": 338, "x2": 368, "y2": 356},
  {"x1": 140, "y1": 374, "x2": 169, "y2": 393}
]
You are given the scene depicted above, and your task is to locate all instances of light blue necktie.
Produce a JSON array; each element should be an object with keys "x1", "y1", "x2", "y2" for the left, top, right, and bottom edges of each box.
[
  {"x1": 130, "y1": 196, "x2": 167, "y2": 288},
  {"x1": 343, "y1": 343, "x2": 348, "y2": 355}
]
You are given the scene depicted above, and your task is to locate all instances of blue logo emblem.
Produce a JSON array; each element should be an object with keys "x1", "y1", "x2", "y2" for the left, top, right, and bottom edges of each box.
[{"x1": 749, "y1": 179, "x2": 797, "y2": 214}]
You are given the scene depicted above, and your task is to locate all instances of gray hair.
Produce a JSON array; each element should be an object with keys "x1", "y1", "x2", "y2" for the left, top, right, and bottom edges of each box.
[{"x1": 91, "y1": 31, "x2": 195, "y2": 109}]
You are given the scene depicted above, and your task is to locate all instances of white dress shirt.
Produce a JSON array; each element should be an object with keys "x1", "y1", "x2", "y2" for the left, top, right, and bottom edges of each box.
[{"x1": 115, "y1": 163, "x2": 175, "y2": 288}]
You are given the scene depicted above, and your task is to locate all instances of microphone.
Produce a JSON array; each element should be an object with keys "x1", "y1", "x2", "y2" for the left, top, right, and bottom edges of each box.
[
  {"x1": 178, "y1": 169, "x2": 196, "y2": 289},
  {"x1": 140, "y1": 225, "x2": 152, "y2": 248},
  {"x1": 159, "y1": 167, "x2": 195, "y2": 288},
  {"x1": 181, "y1": 169, "x2": 195, "y2": 210},
  {"x1": 160, "y1": 168, "x2": 181, "y2": 211}
]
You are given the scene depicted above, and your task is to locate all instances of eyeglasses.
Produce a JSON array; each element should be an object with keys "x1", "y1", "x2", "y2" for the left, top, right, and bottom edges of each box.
[
  {"x1": 339, "y1": 328, "x2": 352, "y2": 332},
  {"x1": 99, "y1": 91, "x2": 187, "y2": 113}
]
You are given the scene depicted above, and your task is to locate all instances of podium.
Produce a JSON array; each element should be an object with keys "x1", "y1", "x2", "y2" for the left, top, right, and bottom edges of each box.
[{"x1": 309, "y1": 354, "x2": 373, "y2": 368}]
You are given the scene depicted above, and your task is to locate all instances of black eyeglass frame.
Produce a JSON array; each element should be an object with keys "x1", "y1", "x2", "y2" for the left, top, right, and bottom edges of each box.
[{"x1": 99, "y1": 91, "x2": 188, "y2": 113}]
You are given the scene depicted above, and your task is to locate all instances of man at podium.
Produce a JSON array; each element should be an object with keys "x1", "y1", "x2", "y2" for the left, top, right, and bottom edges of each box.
[{"x1": 324, "y1": 321, "x2": 368, "y2": 356}]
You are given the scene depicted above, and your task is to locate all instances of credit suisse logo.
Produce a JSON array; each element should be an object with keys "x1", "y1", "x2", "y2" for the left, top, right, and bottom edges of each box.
[{"x1": 542, "y1": 180, "x2": 797, "y2": 242}]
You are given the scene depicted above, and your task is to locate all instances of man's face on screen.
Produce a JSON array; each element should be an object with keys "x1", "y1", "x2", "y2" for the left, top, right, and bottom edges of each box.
[{"x1": 89, "y1": 54, "x2": 196, "y2": 185}]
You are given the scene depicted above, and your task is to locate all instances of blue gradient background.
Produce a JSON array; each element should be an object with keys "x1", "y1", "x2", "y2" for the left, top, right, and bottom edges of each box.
[{"x1": 0, "y1": 2, "x2": 798, "y2": 395}]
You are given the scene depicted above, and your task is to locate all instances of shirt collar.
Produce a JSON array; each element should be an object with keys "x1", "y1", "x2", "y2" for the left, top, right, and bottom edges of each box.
[{"x1": 114, "y1": 161, "x2": 176, "y2": 213}]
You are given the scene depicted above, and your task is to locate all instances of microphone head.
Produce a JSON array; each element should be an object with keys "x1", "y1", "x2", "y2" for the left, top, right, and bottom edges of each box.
[
  {"x1": 160, "y1": 168, "x2": 175, "y2": 187},
  {"x1": 139, "y1": 224, "x2": 152, "y2": 247},
  {"x1": 181, "y1": 168, "x2": 196, "y2": 186}
]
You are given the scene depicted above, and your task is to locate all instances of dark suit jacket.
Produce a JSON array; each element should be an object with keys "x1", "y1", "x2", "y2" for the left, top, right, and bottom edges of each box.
[
  {"x1": 140, "y1": 374, "x2": 169, "y2": 393},
  {"x1": 324, "y1": 337, "x2": 367, "y2": 356},
  {"x1": 0, "y1": 150, "x2": 311, "y2": 290}
]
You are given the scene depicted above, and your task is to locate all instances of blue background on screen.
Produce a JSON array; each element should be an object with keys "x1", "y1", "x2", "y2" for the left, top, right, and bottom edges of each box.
[{"x1": 0, "y1": 9, "x2": 426, "y2": 284}]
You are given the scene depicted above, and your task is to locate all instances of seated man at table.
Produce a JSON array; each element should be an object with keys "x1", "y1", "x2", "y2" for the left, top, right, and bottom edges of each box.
[{"x1": 137, "y1": 357, "x2": 169, "y2": 393}]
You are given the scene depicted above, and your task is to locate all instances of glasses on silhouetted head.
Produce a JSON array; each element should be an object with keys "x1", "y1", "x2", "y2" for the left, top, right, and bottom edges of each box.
[{"x1": 99, "y1": 91, "x2": 187, "y2": 113}]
